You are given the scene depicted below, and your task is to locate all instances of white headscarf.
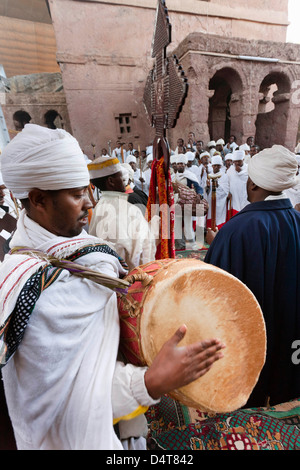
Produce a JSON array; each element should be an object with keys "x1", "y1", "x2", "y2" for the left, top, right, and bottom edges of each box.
[
  {"x1": 232, "y1": 150, "x2": 245, "y2": 161},
  {"x1": 211, "y1": 155, "x2": 223, "y2": 166},
  {"x1": 1, "y1": 124, "x2": 89, "y2": 199},
  {"x1": 185, "y1": 151, "x2": 195, "y2": 162},
  {"x1": 126, "y1": 155, "x2": 137, "y2": 165},
  {"x1": 147, "y1": 154, "x2": 153, "y2": 163},
  {"x1": 176, "y1": 154, "x2": 188, "y2": 164},
  {"x1": 248, "y1": 145, "x2": 300, "y2": 192}
]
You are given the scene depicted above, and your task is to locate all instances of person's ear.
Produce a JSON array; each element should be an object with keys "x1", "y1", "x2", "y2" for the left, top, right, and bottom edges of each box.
[
  {"x1": 106, "y1": 175, "x2": 115, "y2": 190},
  {"x1": 28, "y1": 188, "x2": 48, "y2": 211},
  {"x1": 249, "y1": 181, "x2": 258, "y2": 192}
]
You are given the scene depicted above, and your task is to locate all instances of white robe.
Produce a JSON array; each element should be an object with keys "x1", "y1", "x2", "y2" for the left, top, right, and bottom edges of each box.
[
  {"x1": 227, "y1": 164, "x2": 249, "y2": 212},
  {"x1": 133, "y1": 169, "x2": 148, "y2": 194},
  {"x1": 89, "y1": 191, "x2": 159, "y2": 271},
  {"x1": 206, "y1": 172, "x2": 230, "y2": 226},
  {"x1": 284, "y1": 183, "x2": 300, "y2": 208},
  {"x1": 0, "y1": 210, "x2": 159, "y2": 450}
]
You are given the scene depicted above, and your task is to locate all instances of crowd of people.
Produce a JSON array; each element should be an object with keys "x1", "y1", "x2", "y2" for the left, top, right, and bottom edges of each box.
[{"x1": 0, "y1": 123, "x2": 300, "y2": 450}]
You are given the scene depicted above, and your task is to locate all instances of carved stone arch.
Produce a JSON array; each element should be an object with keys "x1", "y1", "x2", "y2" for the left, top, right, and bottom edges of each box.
[
  {"x1": 255, "y1": 70, "x2": 291, "y2": 149},
  {"x1": 187, "y1": 65, "x2": 197, "y2": 80},
  {"x1": 208, "y1": 66, "x2": 244, "y2": 143}
]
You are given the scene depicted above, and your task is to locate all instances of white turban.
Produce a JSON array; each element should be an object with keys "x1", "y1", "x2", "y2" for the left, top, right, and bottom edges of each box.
[
  {"x1": 239, "y1": 143, "x2": 250, "y2": 152},
  {"x1": 232, "y1": 150, "x2": 245, "y2": 161},
  {"x1": 88, "y1": 156, "x2": 122, "y2": 179},
  {"x1": 225, "y1": 154, "x2": 233, "y2": 161},
  {"x1": 176, "y1": 154, "x2": 188, "y2": 164},
  {"x1": 121, "y1": 163, "x2": 134, "y2": 182},
  {"x1": 216, "y1": 139, "x2": 225, "y2": 146},
  {"x1": 248, "y1": 145, "x2": 300, "y2": 192},
  {"x1": 207, "y1": 140, "x2": 216, "y2": 148},
  {"x1": 147, "y1": 154, "x2": 153, "y2": 163},
  {"x1": 230, "y1": 142, "x2": 239, "y2": 151},
  {"x1": 126, "y1": 155, "x2": 137, "y2": 164},
  {"x1": 170, "y1": 155, "x2": 177, "y2": 164},
  {"x1": 1, "y1": 124, "x2": 89, "y2": 199},
  {"x1": 211, "y1": 155, "x2": 223, "y2": 166},
  {"x1": 200, "y1": 151, "x2": 210, "y2": 159},
  {"x1": 185, "y1": 151, "x2": 195, "y2": 162}
]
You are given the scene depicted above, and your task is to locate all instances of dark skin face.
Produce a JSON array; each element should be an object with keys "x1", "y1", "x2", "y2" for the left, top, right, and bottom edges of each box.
[
  {"x1": 177, "y1": 162, "x2": 186, "y2": 173},
  {"x1": 234, "y1": 160, "x2": 244, "y2": 172},
  {"x1": 212, "y1": 164, "x2": 221, "y2": 174},
  {"x1": 92, "y1": 171, "x2": 126, "y2": 194},
  {"x1": 26, "y1": 186, "x2": 93, "y2": 238}
]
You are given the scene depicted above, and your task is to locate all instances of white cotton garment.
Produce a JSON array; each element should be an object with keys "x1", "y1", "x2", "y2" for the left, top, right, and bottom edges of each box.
[
  {"x1": 0, "y1": 124, "x2": 89, "y2": 199},
  {"x1": 248, "y1": 145, "x2": 300, "y2": 192},
  {"x1": 1, "y1": 211, "x2": 158, "y2": 450},
  {"x1": 89, "y1": 191, "x2": 159, "y2": 271}
]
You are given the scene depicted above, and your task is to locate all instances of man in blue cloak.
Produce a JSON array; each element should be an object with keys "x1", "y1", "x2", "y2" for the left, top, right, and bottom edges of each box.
[{"x1": 205, "y1": 145, "x2": 300, "y2": 408}]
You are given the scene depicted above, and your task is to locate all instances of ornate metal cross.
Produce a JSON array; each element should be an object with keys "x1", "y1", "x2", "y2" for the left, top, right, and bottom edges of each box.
[{"x1": 143, "y1": 0, "x2": 188, "y2": 175}]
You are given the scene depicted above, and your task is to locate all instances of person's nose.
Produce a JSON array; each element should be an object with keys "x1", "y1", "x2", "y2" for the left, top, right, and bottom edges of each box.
[{"x1": 83, "y1": 190, "x2": 93, "y2": 210}]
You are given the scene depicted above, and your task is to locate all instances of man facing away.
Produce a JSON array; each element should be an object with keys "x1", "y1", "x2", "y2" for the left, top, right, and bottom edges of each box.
[
  {"x1": 0, "y1": 124, "x2": 225, "y2": 451},
  {"x1": 205, "y1": 145, "x2": 300, "y2": 408}
]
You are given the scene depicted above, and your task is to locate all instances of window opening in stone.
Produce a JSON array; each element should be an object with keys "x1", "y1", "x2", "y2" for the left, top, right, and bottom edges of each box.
[
  {"x1": 117, "y1": 114, "x2": 131, "y2": 135},
  {"x1": 208, "y1": 68, "x2": 243, "y2": 144},
  {"x1": 255, "y1": 72, "x2": 290, "y2": 149},
  {"x1": 44, "y1": 110, "x2": 63, "y2": 129},
  {"x1": 13, "y1": 110, "x2": 31, "y2": 131}
]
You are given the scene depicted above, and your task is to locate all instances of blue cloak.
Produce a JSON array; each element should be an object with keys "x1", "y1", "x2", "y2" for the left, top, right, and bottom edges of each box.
[{"x1": 205, "y1": 198, "x2": 300, "y2": 407}]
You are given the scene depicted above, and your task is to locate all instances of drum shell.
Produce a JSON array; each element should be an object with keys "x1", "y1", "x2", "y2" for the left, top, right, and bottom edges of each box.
[{"x1": 117, "y1": 258, "x2": 266, "y2": 412}]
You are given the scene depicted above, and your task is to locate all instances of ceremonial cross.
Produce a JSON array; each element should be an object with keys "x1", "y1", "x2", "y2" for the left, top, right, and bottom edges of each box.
[{"x1": 143, "y1": 0, "x2": 188, "y2": 175}]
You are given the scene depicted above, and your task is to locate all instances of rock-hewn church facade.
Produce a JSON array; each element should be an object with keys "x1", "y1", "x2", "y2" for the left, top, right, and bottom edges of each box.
[{"x1": 2, "y1": 0, "x2": 300, "y2": 157}]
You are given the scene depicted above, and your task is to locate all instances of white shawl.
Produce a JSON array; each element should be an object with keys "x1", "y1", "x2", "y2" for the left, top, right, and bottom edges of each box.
[
  {"x1": 1, "y1": 211, "x2": 157, "y2": 450},
  {"x1": 89, "y1": 191, "x2": 159, "y2": 271}
]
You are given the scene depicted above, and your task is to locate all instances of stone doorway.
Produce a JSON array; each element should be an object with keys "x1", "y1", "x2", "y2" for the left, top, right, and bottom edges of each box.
[
  {"x1": 255, "y1": 72, "x2": 291, "y2": 149},
  {"x1": 208, "y1": 67, "x2": 243, "y2": 142}
]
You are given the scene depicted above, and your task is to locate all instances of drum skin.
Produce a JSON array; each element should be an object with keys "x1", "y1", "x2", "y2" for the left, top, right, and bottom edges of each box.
[{"x1": 117, "y1": 258, "x2": 266, "y2": 413}]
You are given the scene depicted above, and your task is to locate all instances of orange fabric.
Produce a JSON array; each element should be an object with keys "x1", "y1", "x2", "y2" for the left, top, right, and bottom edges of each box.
[{"x1": 146, "y1": 157, "x2": 175, "y2": 259}]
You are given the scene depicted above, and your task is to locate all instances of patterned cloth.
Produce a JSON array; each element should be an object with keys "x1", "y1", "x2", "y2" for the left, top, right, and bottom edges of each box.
[
  {"x1": 0, "y1": 244, "x2": 126, "y2": 368},
  {"x1": 146, "y1": 395, "x2": 300, "y2": 450},
  {"x1": 146, "y1": 157, "x2": 175, "y2": 259}
]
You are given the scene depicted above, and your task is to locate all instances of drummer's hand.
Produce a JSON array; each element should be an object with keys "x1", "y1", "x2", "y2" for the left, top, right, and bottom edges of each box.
[
  {"x1": 144, "y1": 325, "x2": 225, "y2": 400},
  {"x1": 206, "y1": 227, "x2": 218, "y2": 245}
]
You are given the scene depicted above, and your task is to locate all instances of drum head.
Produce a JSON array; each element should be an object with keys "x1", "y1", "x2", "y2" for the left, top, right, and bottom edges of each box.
[{"x1": 140, "y1": 259, "x2": 266, "y2": 413}]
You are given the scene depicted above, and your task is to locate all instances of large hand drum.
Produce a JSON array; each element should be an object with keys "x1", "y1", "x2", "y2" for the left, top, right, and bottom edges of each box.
[{"x1": 118, "y1": 258, "x2": 266, "y2": 413}]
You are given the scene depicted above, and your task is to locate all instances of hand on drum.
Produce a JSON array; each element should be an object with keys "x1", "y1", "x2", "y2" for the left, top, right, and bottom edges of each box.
[{"x1": 144, "y1": 324, "x2": 225, "y2": 400}]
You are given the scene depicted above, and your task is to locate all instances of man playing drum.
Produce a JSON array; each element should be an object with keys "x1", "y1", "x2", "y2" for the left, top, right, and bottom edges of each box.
[{"x1": 0, "y1": 124, "x2": 225, "y2": 450}]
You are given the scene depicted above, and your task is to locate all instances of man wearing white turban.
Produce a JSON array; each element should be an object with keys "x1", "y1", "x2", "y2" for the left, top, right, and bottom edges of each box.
[
  {"x1": 227, "y1": 149, "x2": 249, "y2": 215},
  {"x1": 0, "y1": 124, "x2": 225, "y2": 450},
  {"x1": 205, "y1": 144, "x2": 300, "y2": 409},
  {"x1": 205, "y1": 155, "x2": 230, "y2": 230}
]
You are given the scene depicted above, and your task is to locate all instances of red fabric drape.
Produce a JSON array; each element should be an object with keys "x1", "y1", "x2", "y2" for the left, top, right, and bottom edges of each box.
[{"x1": 146, "y1": 157, "x2": 175, "y2": 259}]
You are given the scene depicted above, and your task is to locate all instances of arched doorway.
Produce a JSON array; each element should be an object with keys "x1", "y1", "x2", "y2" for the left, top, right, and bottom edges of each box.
[
  {"x1": 44, "y1": 109, "x2": 64, "y2": 129},
  {"x1": 255, "y1": 72, "x2": 291, "y2": 149},
  {"x1": 208, "y1": 67, "x2": 243, "y2": 142}
]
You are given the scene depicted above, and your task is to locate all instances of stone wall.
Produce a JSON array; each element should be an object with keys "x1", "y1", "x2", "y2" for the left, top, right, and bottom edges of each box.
[
  {"x1": 169, "y1": 33, "x2": 300, "y2": 150},
  {"x1": 0, "y1": 73, "x2": 72, "y2": 143},
  {"x1": 48, "y1": 0, "x2": 293, "y2": 158}
]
